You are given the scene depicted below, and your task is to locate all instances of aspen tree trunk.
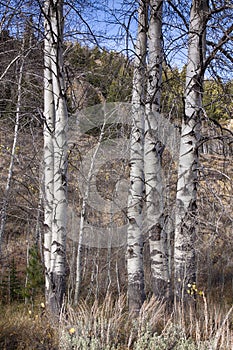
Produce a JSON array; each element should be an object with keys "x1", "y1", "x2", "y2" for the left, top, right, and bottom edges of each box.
[
  {"x1": 144, "y1": 0, "x2": 169, "y2": 298},
  {"x1": 43, "y1": 1, "x2": 54, "y2": 300},
  {"x1": 43, "y1": 0, "x2": 68, "y2": 315},
  {"x1": 174, "y1": 0, "x2": 208, "y2": 303},
  {"x1": 127, "y1": 0, "x2": 147, "y2": 315}
]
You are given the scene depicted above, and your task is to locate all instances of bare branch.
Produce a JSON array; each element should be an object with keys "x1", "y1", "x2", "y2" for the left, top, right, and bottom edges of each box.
[
  {"x1": 204, "y1": 23, "x2": 233, "y2": 70},
  {"x1": 0, "y1": 54, "x2": 20, "y2": 81},
  {"x1": 167, "y1": 0, "x2": 189, "y2": 31},
  {"x1": 207, "y1": 39, "x2": 233, "y2": 64}
]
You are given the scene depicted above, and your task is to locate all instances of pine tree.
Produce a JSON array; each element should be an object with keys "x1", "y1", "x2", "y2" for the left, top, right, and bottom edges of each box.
[{"x1": 24, "y1": 245, "x2": 44, "y2": 302}]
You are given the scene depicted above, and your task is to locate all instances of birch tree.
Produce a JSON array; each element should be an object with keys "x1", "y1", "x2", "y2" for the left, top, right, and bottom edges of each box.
[
  {"x1": 173, "y1": 0, "x2": 209, "y2": 302},
  {"x1": 43, "y1": 0, "x2": 68, "y2": 315},
  {"x1": 127, "y1": 0, "x2": 147, "y2": 314},
  {"x1": 144, "y1": 0, "x2": 170, "y2": 298}
]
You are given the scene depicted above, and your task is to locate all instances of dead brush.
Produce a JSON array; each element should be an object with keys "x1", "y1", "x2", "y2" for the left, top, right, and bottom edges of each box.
[
  {"x1": 59, "y1": 293, "x2": 128, "y2": 349},
  {"x1": 127, "y1": 296, "x2": 166, "y2": 348},
  {"x1": 195, "y1": 294, "x2": 233, "y2": 350},
  {"x1": 174, "y1": 293, "x2": 233, "y2": 349},
  {"x1": 0, "y1": 303, "x2": 57, "y2": 350}
]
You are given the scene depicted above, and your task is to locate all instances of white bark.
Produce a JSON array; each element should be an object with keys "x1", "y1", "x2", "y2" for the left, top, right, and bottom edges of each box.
[
  {"x1": 43, "y1": 4, "x2": 54, "y2": 297},
  {"x1": 174, "y1": 0, "x2": 208, "y2": 302},
  {"x1": 43, "y1": 0, "x2": 68, "y2": 314},
  {"x1": 144, "y1": 0, "x2": 169, "y2": 298},
  {"x1": 127, "y1": 0, "x2": 147, "y2": 314}
]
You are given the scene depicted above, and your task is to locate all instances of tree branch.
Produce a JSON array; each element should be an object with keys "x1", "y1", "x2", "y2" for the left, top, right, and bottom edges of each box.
[
  {"x1": 167, "y1": 0, "x2": 189, "y2": 31},
  {"x1": 203, "y1": 23, "x2": 233, "y2": 70},
  {"x1": 206, "y1": 39, "x2": 233, "y2": 64}
]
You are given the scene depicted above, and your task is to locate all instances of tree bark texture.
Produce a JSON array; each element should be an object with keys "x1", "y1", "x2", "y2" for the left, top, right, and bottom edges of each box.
[
  {"x1": 43, "y1": 0, "x2": 68, "y2": 315},
  {"x1": 127, "y1": 0, "x2": 147, "y2": 315},
  {"x1": 174, "y1": 0, "x2": 208, "y2": 303},
  {"x1": 144, "y1": 0, "x2": 170, "y2": 298}
]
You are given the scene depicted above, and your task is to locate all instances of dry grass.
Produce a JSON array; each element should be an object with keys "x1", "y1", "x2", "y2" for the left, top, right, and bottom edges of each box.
[
  {"x1": 0, "y1": 294, "x2": 232, "y2": 349},
  {"x1": 0, "y1": 302, "x2": 58, "y2": 350},
  {"x1": 60, "y1": 293, "x2": 128, "y2": 348},
  {"x1": 173, "y1": 293, "x2": 233, "y2": 350},
  {"x1": 58, "y1": 294, "x2": 233, "y2": 349}
]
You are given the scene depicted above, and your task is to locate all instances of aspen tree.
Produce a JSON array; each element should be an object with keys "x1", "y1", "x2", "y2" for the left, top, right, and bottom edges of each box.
[
  {"x1": 43, "y1": 0, "x2": 68, "y2": 315},
  {"x1": 174, "y1": 0, "x2": 208, "y2": 303},
  {"x1": 127, "y1": 0, "x2": 147, "y2": 314},
  {"x1": 144, "y1": 0, "x2": 170, "y2": 298}
]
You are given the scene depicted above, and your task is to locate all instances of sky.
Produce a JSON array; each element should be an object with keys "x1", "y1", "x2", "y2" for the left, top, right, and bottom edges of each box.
[{"x1": 0, "y1": 0, "x2": 232, "y2": 80}]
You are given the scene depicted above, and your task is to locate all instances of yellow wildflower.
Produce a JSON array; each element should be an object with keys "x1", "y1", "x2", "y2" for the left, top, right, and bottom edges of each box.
[
  {"x1": 69, "y1": 328, "x2": 76, "y2": 335},
  {"x1": 40, "y1": 302, "x2": 45, "y2": 308}
]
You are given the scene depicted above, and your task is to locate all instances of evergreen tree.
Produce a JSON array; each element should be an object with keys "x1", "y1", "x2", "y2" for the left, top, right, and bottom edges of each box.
[{"x1": 24, "y1": 245, "x2": 44, "y2": 302}]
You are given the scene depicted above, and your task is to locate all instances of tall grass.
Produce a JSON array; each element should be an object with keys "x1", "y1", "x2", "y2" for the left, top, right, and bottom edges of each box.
[
  {"x1": 0, "y1": 302, "x2": 57, "y2": 349},
  {"x1": 58, "y1": 293, "x2": 233, "y2": 350},
  {"x1": 0, "y1": 294, "x2": 232, "y2": 349}
]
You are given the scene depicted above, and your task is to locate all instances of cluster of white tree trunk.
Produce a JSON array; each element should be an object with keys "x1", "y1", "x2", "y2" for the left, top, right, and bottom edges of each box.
[
  {"x1": 38, "y1": 0, "x2": 232, "y2": 315},
  {"x1": 127, "y1": 0, "x2": 211, "y2": 313}
]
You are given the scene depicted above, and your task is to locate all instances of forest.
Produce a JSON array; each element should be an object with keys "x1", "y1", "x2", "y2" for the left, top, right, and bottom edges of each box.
[{"x1": 0, "y1": 0, "x2": 232, "y2": 349}]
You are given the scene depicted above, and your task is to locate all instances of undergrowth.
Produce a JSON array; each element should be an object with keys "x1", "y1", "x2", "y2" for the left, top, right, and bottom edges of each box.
[
  {"x1": 0, "y1": 302, "x2": 57, "y2": 349},
  {"x1": 0, "y1": 294, "x2": 232, "y2": 350}
]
